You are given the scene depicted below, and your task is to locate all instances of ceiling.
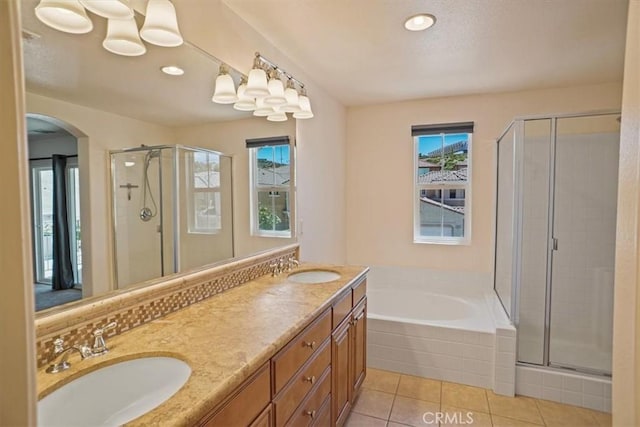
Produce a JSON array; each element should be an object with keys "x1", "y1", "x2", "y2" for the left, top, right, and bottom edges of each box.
[
  {"x1": 26, "y1": 116, "x2": 72, "y2": 140},
  {"x1": 21, "y1": 0, "x2": 250, "y2": 126},
  {"x1": 222, "y1": 0, "x2": 629, "y2": 106}
]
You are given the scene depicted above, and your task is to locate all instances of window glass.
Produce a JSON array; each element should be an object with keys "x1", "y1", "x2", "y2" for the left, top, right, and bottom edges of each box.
[{"x1": 414, "y1": 131, "x2": 471, "y2": 243}]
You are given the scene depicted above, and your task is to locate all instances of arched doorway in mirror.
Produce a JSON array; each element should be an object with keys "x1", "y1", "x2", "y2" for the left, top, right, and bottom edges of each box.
[{"x1": 26, "y1": 113, "x2": 86, "y2": 311}]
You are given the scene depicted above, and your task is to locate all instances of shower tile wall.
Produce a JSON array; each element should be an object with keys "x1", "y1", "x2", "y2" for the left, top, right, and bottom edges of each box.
[{"x1": 113, "y1": 152, "x2": 163, "y2": 287}]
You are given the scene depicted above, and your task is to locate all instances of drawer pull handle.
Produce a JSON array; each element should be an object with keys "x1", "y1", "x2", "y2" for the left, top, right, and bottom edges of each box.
[
  {"x1": 305, "y1": 410, "x2": 316, "y2": 419},
  {"x1": 303, "y1": 375, "x2": 316, "y2": 384},
  {"x1": 303, "y1": 341, "x2": 315, "y2": 349}
]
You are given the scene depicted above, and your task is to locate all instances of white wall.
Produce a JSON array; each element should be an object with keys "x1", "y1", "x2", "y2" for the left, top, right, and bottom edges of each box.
[
  {"x1": 26, "y1": 93, "x2": 176, "y2": 297},
  {"x1": 0, "y1": 1, "x2": 36, "y2": 425},
  {"x1": 613, "y1": 1, "x2": 640, "y2": 424},
  {"x1": 178, "y1": 2, "x2": 348, "y2": 264},
  {"x1": 346, "y1": 82, "x2": 622, "y2": 277}
]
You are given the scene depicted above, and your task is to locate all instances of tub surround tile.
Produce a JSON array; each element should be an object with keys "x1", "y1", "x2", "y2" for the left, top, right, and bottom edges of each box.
[
  {"x1": 486, "y1": 390, "x2": 544, "y2": 424},
  {"x1": 396, "y1": 374, "x2": 441, "y2": 403},
  {"x1": 389, "y1": 396, "x2": 440, "y2": 426},
  {"x1": 441, "y1": 382, "x2": 489, "y2": 413},
  {"x1": 363, "y1": 368, "x2": 401, "y2": 394},
  {"x1": 36, "y1": 261, "x2": 369, "y2": 426},
  {"x1": 344, "y1": 412, "x2": 387, "y2": 427},
  {"x1": 352, "y1": 389, "x2": 395, "y2": 420},
  {"x1": 516, "y1": 365, "x2": 612, "y2": 413}
]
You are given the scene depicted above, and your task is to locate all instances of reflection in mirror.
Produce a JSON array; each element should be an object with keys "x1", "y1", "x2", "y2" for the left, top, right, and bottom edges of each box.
[
  {"x1": 21, "y1": 0, "x2": 297, "y2": 313},
  {"x1": 110, "y1": 146, "x2": 233, "y2": 288}
]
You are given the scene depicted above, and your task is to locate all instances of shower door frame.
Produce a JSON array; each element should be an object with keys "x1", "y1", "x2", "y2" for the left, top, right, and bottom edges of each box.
[{"x1": 494, "y1": 109, "x2": 620, "y2": 378}]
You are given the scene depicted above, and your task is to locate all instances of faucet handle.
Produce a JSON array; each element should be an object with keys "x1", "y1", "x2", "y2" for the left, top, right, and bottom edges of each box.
[
  {"x1": 93, "y1": 321, "x2": 117, "y2": 337},
  {"x1": 52, "y1": 338, "x2": 65, "y2": 354},
  {"x1": 92, "y1": 321, "x2": 117, "y2": 356}
]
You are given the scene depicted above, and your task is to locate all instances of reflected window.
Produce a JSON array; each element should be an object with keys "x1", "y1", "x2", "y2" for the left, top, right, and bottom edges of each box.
[
  {"x1": 249, "y1": 142, "x2": 294, "y2": 237},
  {"x1": 413, "y1": 123, "x2": 473, "y2": 244},
  {"x1": 187, "y1": 151, "x2": 221, "y2": 234}
]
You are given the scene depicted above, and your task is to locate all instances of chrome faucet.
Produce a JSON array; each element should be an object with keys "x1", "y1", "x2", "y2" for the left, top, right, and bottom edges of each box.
[
  {"x1": 287, "y1": 257, "x2": 299, "y2": 272},
  {"x1": 91, "y1": 321, "x2": 117, "y2": 356},
  {"x1": 46, "y1": 338, "x2": 93, "y2": 373}
]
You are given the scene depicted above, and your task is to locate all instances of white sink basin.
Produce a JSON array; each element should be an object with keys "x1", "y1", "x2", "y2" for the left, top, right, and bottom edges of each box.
[
  {"x1": 38, "y1": 357, "x2": 191, "y2": 427},
  {"x1": 288, "y1": 270, "x2": 341, "y2": 284}
]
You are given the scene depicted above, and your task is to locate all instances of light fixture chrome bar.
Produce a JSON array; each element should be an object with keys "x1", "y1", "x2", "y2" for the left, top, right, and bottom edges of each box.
[{"x1": 255, "y1": 52, "x2": 306, "y2": 90}]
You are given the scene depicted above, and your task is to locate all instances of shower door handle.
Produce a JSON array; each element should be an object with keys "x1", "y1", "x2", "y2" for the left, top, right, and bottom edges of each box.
[{"x1": 552, "y1": 238, "x2": 558, "y2": 251}]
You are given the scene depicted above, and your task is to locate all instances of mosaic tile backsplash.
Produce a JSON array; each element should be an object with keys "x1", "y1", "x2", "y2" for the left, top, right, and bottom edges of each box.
[{"x1": 35, "y1": 245, "x2": 299, "y2": 368}]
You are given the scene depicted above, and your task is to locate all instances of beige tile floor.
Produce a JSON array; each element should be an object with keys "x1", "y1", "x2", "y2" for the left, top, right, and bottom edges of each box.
[{"x1": 346, "y1": 368, "x2": 611, "y2": 427}]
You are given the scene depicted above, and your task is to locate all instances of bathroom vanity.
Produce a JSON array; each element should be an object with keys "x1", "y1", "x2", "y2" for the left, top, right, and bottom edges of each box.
[
  {"x1": 200, "y1": 276, "x2": 366, "y2": 427},
  {"x1": 35, "y1": 254, "x2": 368, "y2": 427}
]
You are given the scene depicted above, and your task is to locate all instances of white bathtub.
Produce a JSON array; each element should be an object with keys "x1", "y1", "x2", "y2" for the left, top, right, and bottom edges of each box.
[{"x1": 366, "y1": 267, "x2": 516, "y2": 395}]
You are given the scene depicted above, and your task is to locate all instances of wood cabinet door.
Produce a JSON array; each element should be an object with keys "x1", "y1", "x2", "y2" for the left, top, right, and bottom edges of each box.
[
  {"x1": 331, "y1": 317, "x2": 351, "y2": 427},
  {"x1": 251, "y1": 404, "x2": 273, "y2": 427},
  {"x1": 351, "y1": 298, "x2": 367, "y2": 398}
]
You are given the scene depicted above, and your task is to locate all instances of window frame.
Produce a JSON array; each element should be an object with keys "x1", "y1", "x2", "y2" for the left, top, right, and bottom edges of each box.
[
  {"x1": 413, "y1": 130, "x2": 472, "y2": 245},
  {"x1": 249, "y1": 142, "x2": 295, "y2": 238},
  {"x1": 186, "y1": 150, "x2": 223, "y2": 235}
]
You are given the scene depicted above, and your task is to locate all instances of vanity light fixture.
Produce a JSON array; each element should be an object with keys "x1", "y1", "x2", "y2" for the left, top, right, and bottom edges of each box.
[
  {"x1": 253, "y1": 97, "x2": 275, "y2": 117},
  {"x1": 281, "y1": 79, "x2": 301, "y2": 113},
  {"x1": 35, "y1": 0, "x2": 93, "y2": 34},
  {"x1": 212, "y1": 52, "x2": 314, "y2": 122},
  {"x1": 161, "y1": 65, "x2": 184, "y2": 76},
  {"x1": 293, "y1": 88, "x2": 314, "y2": 119},
  {"x1": 404, "y1": 13, "x2": 436, "y2": 31},
  {"x1": 264, "y1": 70, "x2": 287, "y2": 106},
  {"x1": 212, "y1": 64, "x2": 238, "y2": 104},
  {"x1": 103, "y1": 18, "x2": 146, "y2": 57},
  {"x1": 245, "y1": 56, "x2": 270, "y2": 98},
  {"x1": 139, "y1": 0, "x2": 183, "y2": 47},
  {"x1": 233, "y1": 78, "x2": 258, "y2": 111},
  {"x1": 35, "y1": 0, "x2": 183, "y2": 56},
  {"x1": 79, "y1": 0, "x2": 133, "y2": 20},
  {"x1": 267, "y1": 110, "x2": 288, "y2": 122}
]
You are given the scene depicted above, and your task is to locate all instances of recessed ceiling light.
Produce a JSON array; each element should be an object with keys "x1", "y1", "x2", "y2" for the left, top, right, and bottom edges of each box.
[
  {"x1": 404, "y1": 14, "x2": 436, "y2": 31},
  {"x1": 161, "y1": 65, "x2": 184, "y2": 76}
]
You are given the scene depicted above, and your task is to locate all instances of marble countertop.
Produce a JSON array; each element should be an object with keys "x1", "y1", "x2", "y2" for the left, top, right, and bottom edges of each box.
[{"x1": 36, "y1": 263, "x2": 369, "y2": 426}]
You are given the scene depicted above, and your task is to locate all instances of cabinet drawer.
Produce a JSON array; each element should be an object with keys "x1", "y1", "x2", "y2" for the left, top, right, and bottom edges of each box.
[
  {"x1": 285, "y1": 367, "x2": 331, "y2": 427},
  {"x1": 273, "y1": 309, "x2": 331, "y2": 394},
  {"x1": 201, "y1": 362, "x2": 271, "y2": 427},
  {"x1": 353, "y1": 278, "x2": 366, "y2": 305},
  {"x1": 332, "y1": 289, "x2": 352, "y2": 328},
  {"x1": 311, "y1": 394, "x2": 331, "y2": 427},
  {"x1": 274, "y1": 339, "x2": 331, "y2": 427}
]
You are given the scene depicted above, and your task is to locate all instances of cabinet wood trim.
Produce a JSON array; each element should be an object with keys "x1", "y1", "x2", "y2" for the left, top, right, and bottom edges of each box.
[
  {"x1": 272, "y1": 309, "x2": 332, "y2": 395},
  {"x1": 200, "y1": 362, "x2": 271, "y2": 426}
]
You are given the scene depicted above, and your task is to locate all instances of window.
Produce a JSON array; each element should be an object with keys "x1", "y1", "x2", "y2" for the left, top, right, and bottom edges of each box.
[
  {"x1": 187, "y1": 150, "x2": 222, "y2": 234},
  {"x1": 413, "y1": 122, "x2": 473, "y2": 244},
  {"x1": 248, "y1": 136, "x2": 294, "y2": 237}
]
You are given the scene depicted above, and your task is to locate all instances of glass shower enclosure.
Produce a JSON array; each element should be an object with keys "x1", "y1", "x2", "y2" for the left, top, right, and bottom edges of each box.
[
  {"x1": 110, "y1": 145, "x2": 233, "y2": 288},
  {"x1": 494, "y1": 112, "x2": 620, "y2": 376}
]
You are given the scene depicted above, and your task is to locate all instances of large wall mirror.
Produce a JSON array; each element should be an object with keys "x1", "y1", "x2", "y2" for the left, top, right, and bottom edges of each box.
[{"x1": 21, "y1": 0, "x2": 297, "y2": 314}]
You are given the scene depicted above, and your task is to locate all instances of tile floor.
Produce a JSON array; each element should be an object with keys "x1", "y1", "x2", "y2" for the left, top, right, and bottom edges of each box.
[{"x1": 346, "y1": 368, "x2": 611, "y2": 427}]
